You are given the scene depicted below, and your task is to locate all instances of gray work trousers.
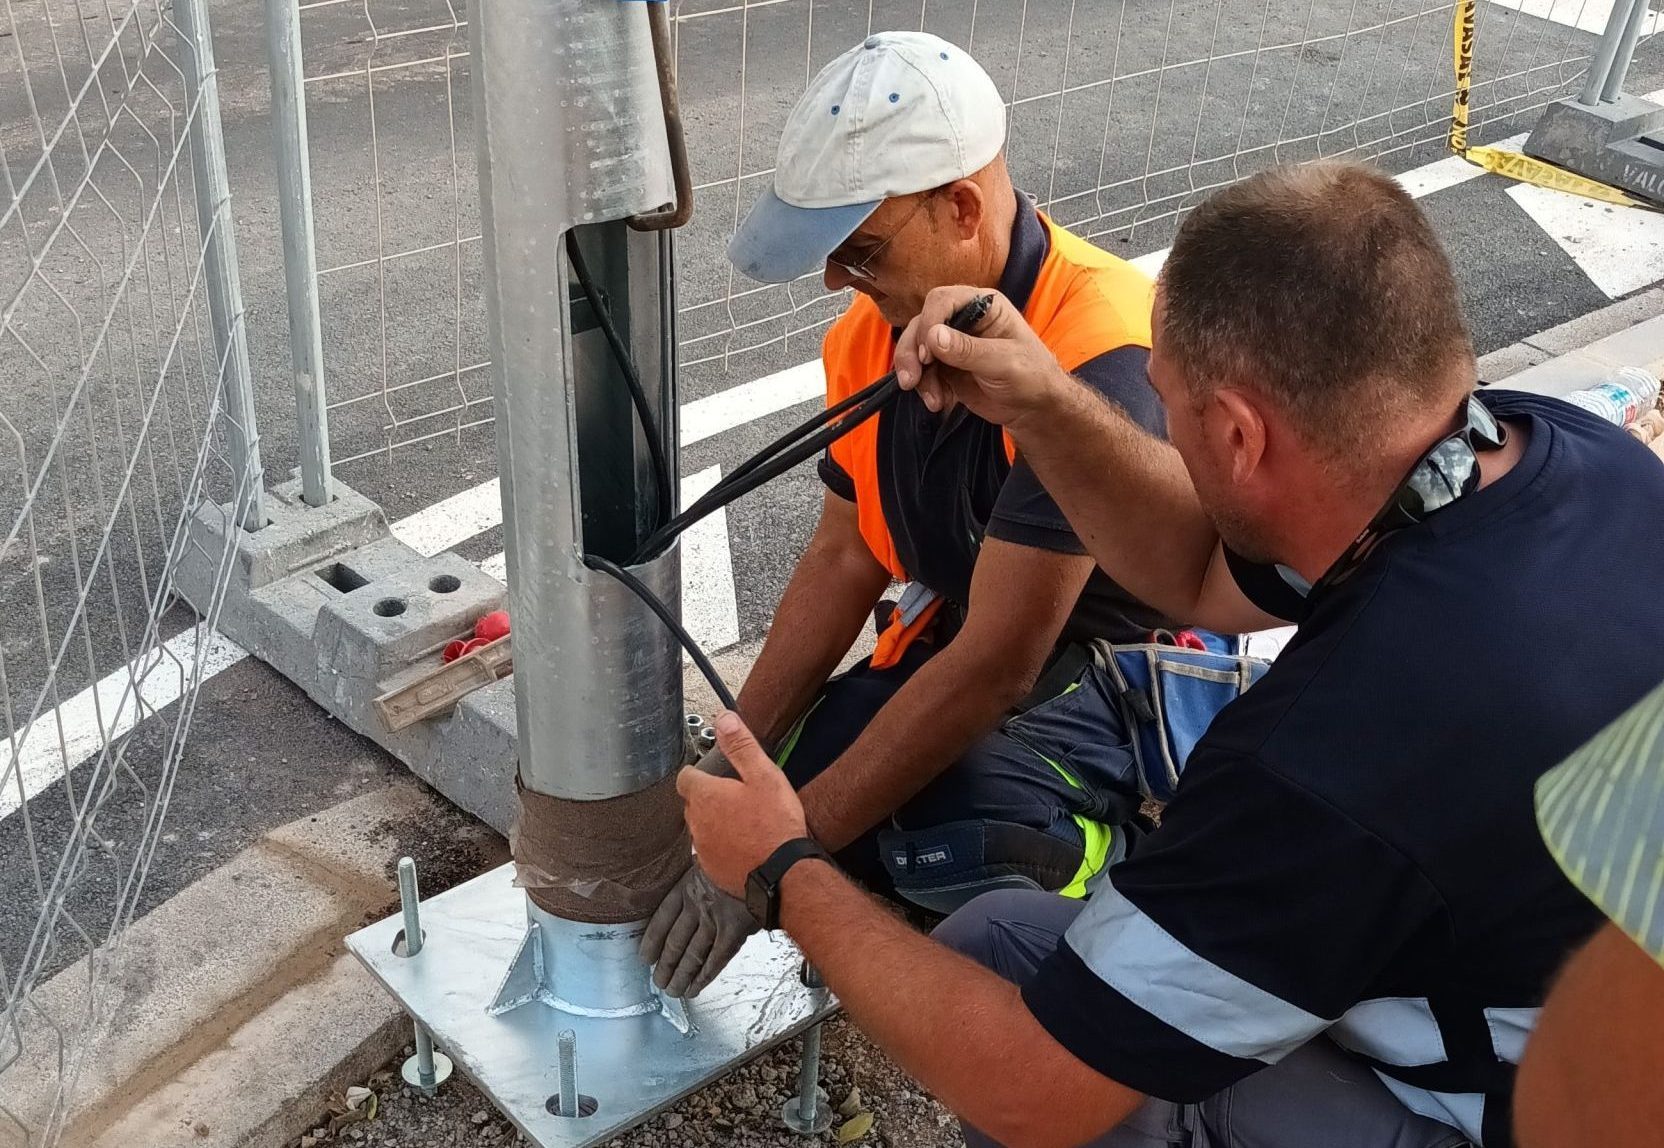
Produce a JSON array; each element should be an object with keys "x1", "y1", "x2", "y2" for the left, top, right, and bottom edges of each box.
[{"x1": 932, "y1": 891, "x2": 1474, "y2": 1148}]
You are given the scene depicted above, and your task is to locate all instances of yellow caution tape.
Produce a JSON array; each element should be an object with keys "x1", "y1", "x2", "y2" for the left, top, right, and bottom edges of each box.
[{"x1": 1448, "y1": 0, "x2": 1649, "y2": 208}]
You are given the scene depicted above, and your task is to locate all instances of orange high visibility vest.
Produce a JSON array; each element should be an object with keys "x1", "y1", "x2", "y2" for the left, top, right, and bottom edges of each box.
[{"x1": 821, "y1": 213, "x2": 1154, "y2": 667}]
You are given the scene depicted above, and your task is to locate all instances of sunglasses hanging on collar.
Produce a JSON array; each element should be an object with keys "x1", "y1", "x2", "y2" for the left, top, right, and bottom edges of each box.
[{"x1": 1273, "y1": 394, "x2": 1508, "y2": 618}]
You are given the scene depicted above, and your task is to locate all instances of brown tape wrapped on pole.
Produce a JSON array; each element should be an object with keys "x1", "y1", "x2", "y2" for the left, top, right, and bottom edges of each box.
[{"x1": 512, "y1": 773, "x2": 693, "y2": 924}]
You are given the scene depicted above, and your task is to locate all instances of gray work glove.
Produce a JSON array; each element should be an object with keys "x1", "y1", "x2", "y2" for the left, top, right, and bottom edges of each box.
[
  {"x1": 640, "y1": 862, "x2": 757, "y2": 998},
  {"x1": 641, "y1": 742, "x2": 757, "y2": 998}
]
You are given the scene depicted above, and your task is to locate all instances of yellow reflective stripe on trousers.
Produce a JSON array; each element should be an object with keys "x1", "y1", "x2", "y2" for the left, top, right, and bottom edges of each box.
[
  {"x1": 1037, "y1": 748, "x2": 1114, "y2": 900},
  {"x1": 781, "y1": 685, "x2": 1113, "y2": 896},
  {"x1": 1009, "y1": 681, "x2": 1113, "y2": 898}
]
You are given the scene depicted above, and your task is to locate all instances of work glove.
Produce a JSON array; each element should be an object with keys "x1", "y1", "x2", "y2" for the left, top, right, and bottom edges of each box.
[
  {"x1": 640, "y1": 862, "x2": 757, "y2": 998},
  {"x1": 641, "y1": 741, "x2": 757, "y2": 998}
]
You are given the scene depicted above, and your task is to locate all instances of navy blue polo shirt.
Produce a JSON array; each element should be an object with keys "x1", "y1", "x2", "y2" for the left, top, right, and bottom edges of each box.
[
  {"x1": 819, "y1": 192, "x2": 1175, "y2": 643},
  {"x1": 1022, "y1": 390, "x2": 1664, "y2": 1146}
]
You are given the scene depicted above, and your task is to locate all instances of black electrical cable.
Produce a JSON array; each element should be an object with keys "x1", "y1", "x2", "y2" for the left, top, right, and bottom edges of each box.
[
  {"x1": 566, "y1": 231, "x2": 676, "y2": 528},
  {"x1": 587, "y1": 292, "x2": 996, "y2": 715},
  {"x1": 582, "y1": 553, "x2": 738, "y2": 711},
  {"x1": 720, "y1": 372, "x2": 893, "y2": 489},
  {"x1": 628, "y1": 293, "x2": 996, "y2": 564},
  {"x1": 629, "y1": 374, "x2": 899, "y2": 564}
]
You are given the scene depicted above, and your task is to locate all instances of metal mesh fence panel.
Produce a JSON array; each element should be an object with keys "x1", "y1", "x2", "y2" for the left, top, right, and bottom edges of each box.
[
  {"x1": 670, "y1": 0, "x2": 1604, "y2": 385},
  {"x1": 295, "y1": 0, "x2": 486, "y2": 468},
  {"x1": 0, "y1": 1, "x2": 257, "y2": 1142},
  {"x1": 286, "y1": 0, "x2": 1602, "y2": 463}
]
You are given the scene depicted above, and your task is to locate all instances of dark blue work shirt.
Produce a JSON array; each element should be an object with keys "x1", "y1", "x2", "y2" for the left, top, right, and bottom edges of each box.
[{"x1": 1025, "y1": 390, "x2": 1664, "y2": 1146}]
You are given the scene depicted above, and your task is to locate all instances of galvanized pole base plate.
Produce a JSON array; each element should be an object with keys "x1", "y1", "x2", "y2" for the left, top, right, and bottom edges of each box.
[{"x1": 347, "y1": 863, "x2": 837, "y2": 1147}]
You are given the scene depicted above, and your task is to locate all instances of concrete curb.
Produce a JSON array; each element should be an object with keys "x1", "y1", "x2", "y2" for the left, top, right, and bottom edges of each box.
[
  {"x1": 7, "y1": 781, "x2": 505, "y2": 1148},
  {"x1": 92, "y1": 956, "x2": 409, "y2": 1148},
  {"x1": 1479, "y1": 286, "x2": 1664, "y2": 390}
]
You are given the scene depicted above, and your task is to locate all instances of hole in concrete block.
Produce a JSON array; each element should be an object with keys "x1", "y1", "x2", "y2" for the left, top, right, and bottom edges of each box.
[
  {"x1": 429, "y1": 573, "x2": 462, "y2": 594},
  {"x1": 317, "y1": 562, "x2": 370, "y2": 593},
  {"x1": 391, "y1": 928, "x2": 427, "y2": 957},
  {"x1": 373, "y1": 597, "x2": 408, "y2": 618},
  {"x1": 544, "y1": 1095, "x2": 600, "y2": 1119}
]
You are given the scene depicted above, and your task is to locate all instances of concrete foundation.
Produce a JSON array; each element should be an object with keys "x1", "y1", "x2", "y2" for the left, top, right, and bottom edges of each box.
[
  {"x1": 1525, "y1": 94, "x2": 1664, "y2": 205},
  {"x1": 176, "y1": 478, "x2": 519, "y2": 832}
]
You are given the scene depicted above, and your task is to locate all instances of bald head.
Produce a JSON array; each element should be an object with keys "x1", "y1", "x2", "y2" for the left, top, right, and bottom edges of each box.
[{"x1": 1158, "y1": 161, "x2": 1475, "y2": 462}]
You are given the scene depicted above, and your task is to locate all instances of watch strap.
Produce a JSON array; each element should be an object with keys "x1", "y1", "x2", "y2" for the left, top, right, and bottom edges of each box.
[{"x1": 748, "y1": 837, "x2": 830, "y2": 929}]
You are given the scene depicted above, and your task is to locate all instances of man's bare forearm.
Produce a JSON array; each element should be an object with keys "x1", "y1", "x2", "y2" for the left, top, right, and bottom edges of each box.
[
  {"x1": 798, "y1": 638, "x2": 1030, "y2": 851},
  {"x1": 780, "y1": 861, "x2": 1142, "y2": 1147},
  {"x1": 1011, "y1": 374, "x2": 1219, "y2": 619},
  {"x1": 736, "y1": 537, "x2": 888, "y2": 749}
]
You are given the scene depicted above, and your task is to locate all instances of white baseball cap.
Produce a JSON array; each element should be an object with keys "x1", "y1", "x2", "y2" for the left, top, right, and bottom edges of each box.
[{"x1": 727, "y1": 32, "x2": 1007, "y2": 284}]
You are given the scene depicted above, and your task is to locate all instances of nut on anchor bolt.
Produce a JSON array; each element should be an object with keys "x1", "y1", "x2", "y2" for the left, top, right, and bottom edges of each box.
[
  {"x1": 395, "y1": 857, "x2": 454, "y2": 1095},
  {"x1": 781, "y1": 962, "x2": 833, "y2": 1135}
]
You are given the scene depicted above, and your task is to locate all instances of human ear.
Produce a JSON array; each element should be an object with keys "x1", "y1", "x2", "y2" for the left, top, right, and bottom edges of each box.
[{"x1": 1212, "y1": 388, "x2": 1266, "y2": 486}]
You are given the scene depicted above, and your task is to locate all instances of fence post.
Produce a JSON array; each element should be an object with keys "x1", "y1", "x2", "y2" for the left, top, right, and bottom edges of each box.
[
  {"x1": 1579, "y1": 0, "x2": 1641, "y2": 105},
  {"x1": 1527, "y1": 0, "x2": 1664, "y2": 204},
  {"x1": 176, "y1": 0, "x2": 265, "y2": 532},
  {"x1": 1599, "y1": 0, "x2": 1650, "y2": 105},
  {"x1": 266, "y1": 0, "x2": 333, "y2": 507}
]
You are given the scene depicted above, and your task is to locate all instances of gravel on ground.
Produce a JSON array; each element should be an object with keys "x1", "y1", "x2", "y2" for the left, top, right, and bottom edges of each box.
[{"x1": 294, "y1": 1015, "x2": 961, "y2": 1148}]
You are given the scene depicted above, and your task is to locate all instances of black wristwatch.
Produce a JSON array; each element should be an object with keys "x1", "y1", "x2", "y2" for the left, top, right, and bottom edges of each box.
[{"x1": 745, "y1": 838, "x2": 831, "y2": 930}]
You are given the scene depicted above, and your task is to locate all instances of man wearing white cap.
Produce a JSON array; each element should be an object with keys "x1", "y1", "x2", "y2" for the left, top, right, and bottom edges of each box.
[{"x1": 642, "y1": 32, "x2": 1258, "y2": 999}]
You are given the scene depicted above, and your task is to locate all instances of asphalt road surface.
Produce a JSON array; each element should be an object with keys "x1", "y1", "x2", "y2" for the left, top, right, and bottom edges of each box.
[{"x1": 3, "y1": 0, "x2": 1662, "y2": 982}]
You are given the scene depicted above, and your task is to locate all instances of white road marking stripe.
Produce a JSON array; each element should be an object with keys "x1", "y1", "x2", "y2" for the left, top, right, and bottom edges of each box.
[
  {"x1": 1508, "y1": 184, "x2": 1664, "y2": 298},
  {"x1": 1129, "y1": 249, "x2": 1170, "y2": 277},
  {"x1": 1243, "y1": 626, "x2": 1299, "y2": 662},
  {"x1": 1504, "y1": 90, "x2": 1664, "y2": 301},
  {"x1": 1487, "y1": 0, "x2": 1659, "y2": 36},
  {"x1": 1, "y1": 629, "x2": 248, "y2": 819},
  {"x1": 677, "y1": 466, "x2": 741, "y2": 656},
  {"x1": 392, "y1": 477, "x2": 502, "y2": 558},
  {"x1": 1128, "y1": 137, "x2": 1527, "y2": 279},
  {"x1": 680, "y1": 358, "x2": 825, "y2": 448}
]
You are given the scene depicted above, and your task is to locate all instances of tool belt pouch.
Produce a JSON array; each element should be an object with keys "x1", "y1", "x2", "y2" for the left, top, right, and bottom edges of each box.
[{"x1": 1097, "y1": 641, "x2": 1270, "y2": 803}]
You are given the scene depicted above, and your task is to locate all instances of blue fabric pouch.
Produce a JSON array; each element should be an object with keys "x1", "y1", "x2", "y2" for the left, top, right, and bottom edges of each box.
[{"x1": 1100, "y1": 637, "x2": 1270, "y2": 803}]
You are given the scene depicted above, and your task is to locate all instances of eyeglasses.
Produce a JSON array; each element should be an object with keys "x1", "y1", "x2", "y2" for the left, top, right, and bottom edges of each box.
[
  {"x1": 828, "y1": 191, "x2": 938, "y2": 282},
  {"x1": 1315, "y1": 393, "x2": 1507, "y2": 595}
]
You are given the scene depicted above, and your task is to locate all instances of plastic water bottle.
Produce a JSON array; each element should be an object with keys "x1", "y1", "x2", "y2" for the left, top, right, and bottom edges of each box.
[{"x1": 1559, "y1": 367, "x2": 1661, "y2": 427}]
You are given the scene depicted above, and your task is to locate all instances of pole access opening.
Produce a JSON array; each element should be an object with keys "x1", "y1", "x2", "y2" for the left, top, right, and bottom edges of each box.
[{"x1": 566, "y1": 222, "x2": 678, "y2": 565}]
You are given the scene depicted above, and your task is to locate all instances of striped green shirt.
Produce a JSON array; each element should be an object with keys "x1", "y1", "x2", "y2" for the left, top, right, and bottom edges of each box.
[{"x1": 1536, "y1": 677, "x2": 1664, "y2": 968}]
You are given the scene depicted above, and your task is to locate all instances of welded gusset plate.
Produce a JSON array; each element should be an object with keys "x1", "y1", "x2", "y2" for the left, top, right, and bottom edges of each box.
[{"x1": 347, "y1": 863, "x2": 837, "y2": 1148}]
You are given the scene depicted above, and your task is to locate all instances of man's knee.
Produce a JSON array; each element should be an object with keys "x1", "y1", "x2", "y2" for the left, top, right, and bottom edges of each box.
[
  {"x1": 932, "y1": 889, "x2": 1083, "y2": 982},
  {"x1": 881, "y1": 816, "x2": 1087, "y2": 914},
  {"x1": 932, "y1": 889, "x2": 1042, "y2": 956}
]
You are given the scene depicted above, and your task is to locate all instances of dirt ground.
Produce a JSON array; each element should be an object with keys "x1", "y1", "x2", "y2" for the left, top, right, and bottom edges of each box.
[{"x1": 297, "y1": 1015, "x2": 961, "y2": 1148}]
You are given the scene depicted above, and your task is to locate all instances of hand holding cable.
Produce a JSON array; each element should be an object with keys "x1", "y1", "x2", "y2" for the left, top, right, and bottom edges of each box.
[
  {"x1": 586, "y1": 292, "x2": 996, "y2": 714},
  {"x1": 628, "y1": 292, "x2": 997, "y2": 566},
  {"x1": 894, "y1": 286, "x2": 1071, "y2": 426}
]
